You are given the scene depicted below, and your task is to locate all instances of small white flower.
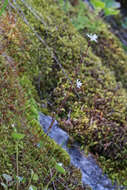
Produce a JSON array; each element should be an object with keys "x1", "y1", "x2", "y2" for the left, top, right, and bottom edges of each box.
[
  {"x1": 87, "y1": 33, "x2": 98, "y2": 42},
  {"x1": 76, "y1": 79, "x2": 82, "y2": 89},
  {"x1": 11, "y1": 124, "x2": 15, "y2": 128},
  {"x1": 57, "y1": 163, "x2": 63, "y2": 166}
]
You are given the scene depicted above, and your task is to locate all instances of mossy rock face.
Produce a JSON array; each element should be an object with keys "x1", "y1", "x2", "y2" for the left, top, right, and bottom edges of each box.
[
  {"x1": 63, "y1": 0, "x2": 127, "y2": 161},
  {"x1": 0, "y1": 8, "x2": 86, "y2": 190},
  {"x1": 61, "y1": 0, "x2": 127, "y2": 88},
  {"x1": 61, "y1": 0, "x2": 127, "y2": 86},
  {"x1": 24, "y1": 0, "x2": 127, "y2": 160},
  {"x1": 53, "y1": 57, "x2": 127, "y2": 161},
  {"x1": 1, "y1": 0, "x2": 127, "y2": 185},
  {"x1": 90, "y1": 30, "x2": 127, "y2": 88},
  {"x1": 11, "y1": 0, "x2": 127, "y2": 164}
]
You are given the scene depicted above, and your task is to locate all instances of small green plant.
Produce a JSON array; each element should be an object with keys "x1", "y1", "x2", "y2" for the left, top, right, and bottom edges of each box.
[
  {"x1": 72, "y1": 0, "x2": 91, "y2": 30},
  {"x1": 90, "y1": 0, "x2": 120, "y2": 16},
  {"x1": 44, "y1": 161, "x2": 65, "y2": 190},
  {"x1": 11, "y1": 129, "x2": 25, "y2": 190},
  {"x1": 0, "y1": 0, "x2": 8, "y2": 16},
  {"x1": 58, "y1": 0, "x2": 120, "y2": 31}
]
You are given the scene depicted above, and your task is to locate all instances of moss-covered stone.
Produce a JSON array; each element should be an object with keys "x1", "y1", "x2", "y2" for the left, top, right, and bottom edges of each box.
[
  {"x1": 1, "y1": 0, "x2": 127, "y2": 186},
  {"x1": 0, "y1": 10, "x2": 85, "y2": 189},
  {"x1": 21, "y1": 0, "x2": 127, "y2": 161},
  {"x1": 90, "y1": 28, "x2": 127, "y2": 89},
  {"x1": 65, "y1": 0, "x2": 127, "y2": 88}
]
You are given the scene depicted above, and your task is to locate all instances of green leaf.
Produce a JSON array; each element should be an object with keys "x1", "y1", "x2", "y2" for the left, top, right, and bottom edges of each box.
[
  {"x1": 11, "y1": 132, "x2": 25, "y2": 140},
  {"x1": 91, "y1": 0, "x2": 105, "y2": 9},
  {"x1": 104, "y1": 0, "x2": 120, "y2": 8},
  {"x1": 55, "y1": 163, "x2": 66, "y2": 174},
  {"x1": 72, "y1": 16, "x2": 90, "y2": 30},
  {"x1": 104, "y1": 8, "x2": 119, "y2": 16},
  {"x1": 32, "y1": 173, "x2": 39, "y2": 182}
]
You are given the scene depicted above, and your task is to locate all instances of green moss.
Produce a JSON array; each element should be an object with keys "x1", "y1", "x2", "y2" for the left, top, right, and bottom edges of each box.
[
  {"x1": 1, "y1": 0, "x2": 127, "y2": 186},
  {"x1": 17, "y1": 0, "x2": 127, "y2": 184},
  {"x1": 0, "y1": 12, "x2": 85, "y2": 189},
  {"x1": 62, "y1": 0, "x2": 127, "y2": 88},
  {"x1": 54, "y1": 0, "x2": 127, "y2": 183}
]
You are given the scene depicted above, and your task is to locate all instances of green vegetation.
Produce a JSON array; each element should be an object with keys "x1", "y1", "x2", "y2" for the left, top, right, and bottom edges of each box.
[
  {"x1": 0, "y1": 0, "x2": 8, "y2": 16},
  {"x1": 0, "y1": 8, "x2": 84, "y2": 190},
  {"x1": 90, "y1": 0, "x2": 120, "y2": 16},
  {"x1": 0, "y1": 0, "x2": 127, "y2": 188},
  {"x1": 58, "y1": 0, "x2": 127, "y2": 185}
]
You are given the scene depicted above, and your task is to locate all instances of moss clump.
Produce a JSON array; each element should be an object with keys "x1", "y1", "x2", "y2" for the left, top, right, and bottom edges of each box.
[
  {"x1": 17, "y1": 0, "x2": 127, "y2": 183},
  {"x1": 1, "y1": 0, "x2": 127, "y2": 186},
  {"x1": 0, "y1": 11, "x2": 86, "y2": 190},
  {"x1": 63, "y1": 0, "x2": 127, "y2": 88},
  {"x1": 53, "y1": 0, "x2": 127, "y2": 183},
  {"x1": 22, "y1": 0, "x2": 127, "y2": 162}
]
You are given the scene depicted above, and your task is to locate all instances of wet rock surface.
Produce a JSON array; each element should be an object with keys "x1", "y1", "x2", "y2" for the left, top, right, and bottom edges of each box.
[{"x1": 39, "y1": 113, "x2": 126, "y2": 190}]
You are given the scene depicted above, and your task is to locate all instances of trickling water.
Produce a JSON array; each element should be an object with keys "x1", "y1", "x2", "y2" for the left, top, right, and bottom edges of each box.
[{"x1": 39, "y1": 113, "x2": 126, "y2": 190}]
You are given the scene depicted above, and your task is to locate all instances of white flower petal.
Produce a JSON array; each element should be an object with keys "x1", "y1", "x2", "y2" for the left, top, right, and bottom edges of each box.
[
  {"x1": 76, "y1": 79, "x2": 82, "y2": 88},
  {"x1": 11, "y1": 124, "x2": 15, "y2": 127},
  {"x1": 87, "y1": 33, "x2": 98, "y2": 42},
  {"x1": 57, "y1": 163, "x2": 63, "y2": 166}
]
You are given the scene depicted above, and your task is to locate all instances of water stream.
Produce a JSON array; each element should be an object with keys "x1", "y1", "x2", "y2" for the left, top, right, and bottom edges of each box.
[{"x1": 39, "y1": 113, "x2": 126, "y2": 190}]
